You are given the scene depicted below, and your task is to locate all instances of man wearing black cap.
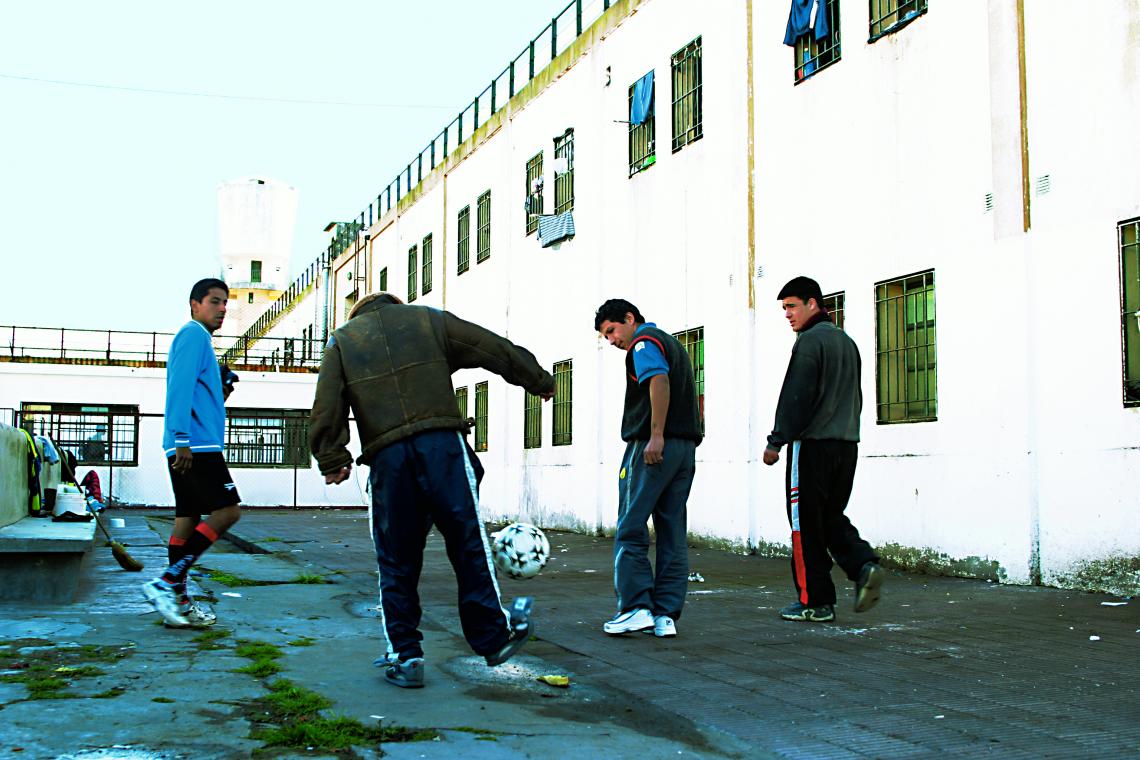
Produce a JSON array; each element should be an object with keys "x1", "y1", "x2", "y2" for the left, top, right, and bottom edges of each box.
[{"x1": 763, "y1": 276, "x2": 884, "y2": 623}]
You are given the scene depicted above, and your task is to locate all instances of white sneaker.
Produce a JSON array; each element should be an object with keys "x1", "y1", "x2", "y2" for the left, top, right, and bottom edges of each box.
[
  {"x1": 603, "y1": 608, "x2": 655, "y2": 635},
  {"x1": 166, "y1": 597, "x2": 217, "y2": 629},
  {"x1": 142, "y1": 580, "x2": 189, "y2": 627},
  {"x1": 652, "y1": 615, "x2": 676, "y2": 638}
]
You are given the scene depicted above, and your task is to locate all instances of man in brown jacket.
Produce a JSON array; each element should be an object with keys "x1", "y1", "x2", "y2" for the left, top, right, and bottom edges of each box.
[{"x1": 310, "y1": 293, "x2": 555, "y2": 688}]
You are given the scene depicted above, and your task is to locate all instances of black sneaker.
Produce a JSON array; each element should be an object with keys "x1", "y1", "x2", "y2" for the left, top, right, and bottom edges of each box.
[
  {"x1": 384, "y1": 657, "x2": 425, "y2": 689},
  {"x1": 779, "y1": 601, "x2": 835, "y2": 622},
  {"x1": 854, "y1": 562, "x2": 885, "y2": 613},
  {"x1": 485, "y1": 597, "x2": 533, "y2": 667}
]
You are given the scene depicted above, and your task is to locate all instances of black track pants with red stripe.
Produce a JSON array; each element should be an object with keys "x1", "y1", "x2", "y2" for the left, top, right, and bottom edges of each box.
[{"x1": 785, "y1": 439, "x2": 877, "y2": 607}]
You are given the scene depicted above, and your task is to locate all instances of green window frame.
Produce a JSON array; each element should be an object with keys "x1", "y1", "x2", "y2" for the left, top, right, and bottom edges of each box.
[
  {"x1": 19, "y1": 402, "x2": 140, "y2": 467},
  {"x1": 1119, "y1": 218, "x2": 1140, "y2": 406},
  {"x1": 628, "y1": 72, "x2": 655, "y2": 176},
  {"x1": 455, "y1": 386, "x2": 468, "y2": 418},
  {"x1": 869, "y1": 0, "x2": 927, "y2": 41},
  {"x1": 553, "y1": 129, "x2": 574, "y2": 215},
  {"x1": 793, "y1": 0, "x2": 840, "y2": 83},
  {"x1": 477, "y1": 190, "x2": 491, "y2": 262},
  {"x1": 378, "y1": 267, "x2": 388, "y2": 292},
  {"x1": 407, "y1": 245, "x2": 418, "y2": 303},
  {"x1": 672, "y1": 328, "x2": 705, "y2": 432},
  {"x1": 671, "y1": 37, "x2": 703, "y2": 151},
  {"x1": 474, "y1": 381, "x2": 489, "y2": 452},
  {"x1": 552, "y1": 359, "x2": 573, "y2": 446},
  {"x1": 223, "y1": 408, "x2": 310, "y2": 468},
  {"x1": 457, "y1": 205, "x2": 471, "y2": 274},
  {"x1": 525, "y1": 153, "x2": 543, "y2": 235},
  {"x1": 251, "y1": 260, "x2": 263, "y2": 284},
  {"x1": 422, "y1": 233, "x2": 433, "y2": 295},
  {"x1": 875, "y1": 270, "x2": 937, "y2": 423},
  {"x1": 823, "y1": 291, "x2": 845, "y2": 331},
  {"x1": 523, "y1": 391, "x2": 542, "y2": 449}
]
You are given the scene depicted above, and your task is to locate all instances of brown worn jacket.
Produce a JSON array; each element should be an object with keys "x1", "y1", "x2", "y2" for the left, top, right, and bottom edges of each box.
[{"x1": 309, "y1": 299, "x2": 555, "y2": 474}]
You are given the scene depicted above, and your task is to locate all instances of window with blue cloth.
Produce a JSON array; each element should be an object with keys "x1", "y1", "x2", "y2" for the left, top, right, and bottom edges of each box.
[
  {"x1": 869, "y1": 0, "x2": 927, "y2": 41},
  {"x1": 786, "y1": 0, "x2": 840, "y2": 83},
  {"x1": 628, "y1": 71, "x2": 656, "y2": 176}
]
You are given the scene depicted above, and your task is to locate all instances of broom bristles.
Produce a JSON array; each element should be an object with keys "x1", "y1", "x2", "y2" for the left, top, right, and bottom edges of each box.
[{"x1": 110, "y1": 540, "x2": 144, "y2": 572}]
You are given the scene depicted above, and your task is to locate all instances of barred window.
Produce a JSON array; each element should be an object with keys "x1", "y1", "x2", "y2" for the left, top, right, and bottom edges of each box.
[
  {"x1": 553, "y1": 129, "x2": 574, "y2": 215},
  {"x1": 793, "y1": 0, "x2": 840, "y2": 83},
  {"x1": 422, "y1": 233, "x2": 433, "y2": 295},
  {"x1": 525, "y1": 153, "x2": 543, "y2": 235},
  {"x1": 407, "y1": 245, "x2": 418, "y2": 303},
  {"x1": 251, "y1": 260, "x2": 262, "y2": 284},
  {"x1": 455, "y1": 386, "x2": 468, "y2": 418},
  {"x1": 225, "y1": 408, "x2": 310, "y2": 468},
  {"x1": 20, "y1": 402, "x2": 139, "y2": 466},
  {"x1": 628, "y1": 72, "x2": 656, "y2": 176},
  {"x1": 875, "y1": 270, "x2": 937, "y2": 423},
  {"x1": 671, "y1": 37, "x2": 703, "y2": 151},
  {"x1": 474, "y1": 381, "x2": 489, "y2": 452},
  {"x1": 457, "y1": 205, "x2": 471, "y2": 275},
  {"x1": 553, "y1": 360, "x2": 573, "y2": 446},
  {"x1": 672, "y1": 328, "x2": 705, "y2": 432},
  {"x1": 1119, "y1": 218, "x2": 1140, "y2": 406},
  {"x1": 477, "y1": 191, "x2": 491, "y2": 263},
  {"x1": 869, "y1": 0, "x2": 927, "y2": 41},
  {"x1": 378, "y1": 267, "x2": 388, "y2": 292},
  {"x1": 523, "y1": 391, "x2": 542, "y2": 449},
  {"x1": 823, "y1": 291, "x2": 845, "y2": 331}
]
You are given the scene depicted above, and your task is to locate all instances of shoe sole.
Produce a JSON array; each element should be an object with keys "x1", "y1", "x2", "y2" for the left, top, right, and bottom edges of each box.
[
  {"x1": 486, "y1": 622, "x2": 533, "y2": 666},
  {"x1": 384, "y1": 674, "x2": 424, "y2": 689},
  {"x1": 854, "y1": 565, "x2": 885, "y2": 613},
  {"x1": 604, "y1": 622, "x2": 654, "y2": 635}
]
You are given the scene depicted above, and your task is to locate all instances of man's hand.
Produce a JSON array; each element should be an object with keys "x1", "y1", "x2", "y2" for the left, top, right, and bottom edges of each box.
[
  {"x1": 644, "y1": 434, "x2": 665, "y2": 466},
  {"x1": 324, "y1": 465, "x2": 352, "y2": 485},
  {"x1": 172, "y1": 446, "x2": 193, "y2": 474},
  {"x1": 539, "y1": 389, "x2": 556, "y2": 401},
  {"x1": 763, "y1": 448, "x2": 780, "y2": 466}
]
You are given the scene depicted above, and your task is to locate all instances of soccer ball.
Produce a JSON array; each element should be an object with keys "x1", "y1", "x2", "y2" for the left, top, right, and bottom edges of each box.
[{"x1": 491, "y1": 522, "x2": 550, "y2": 580}]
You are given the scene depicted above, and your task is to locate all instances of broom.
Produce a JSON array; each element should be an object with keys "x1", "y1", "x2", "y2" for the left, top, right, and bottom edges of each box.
[{"x1": 54, "y1": 438, "x2": 144, "y2": 572}]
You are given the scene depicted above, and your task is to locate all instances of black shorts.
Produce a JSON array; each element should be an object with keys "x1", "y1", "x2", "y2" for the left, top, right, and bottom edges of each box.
[{"x1": 167, "y1": 451, "x2": 241, "y2": 517}]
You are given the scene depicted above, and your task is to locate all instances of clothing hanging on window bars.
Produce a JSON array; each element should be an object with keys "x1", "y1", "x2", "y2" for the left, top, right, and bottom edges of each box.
[{"x1": 784, "y1": 0, "x2": 829, "y2": 46}]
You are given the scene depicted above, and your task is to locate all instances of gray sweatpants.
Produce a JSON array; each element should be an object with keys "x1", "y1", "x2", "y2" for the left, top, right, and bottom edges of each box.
[{"x1": 613, "y1": 438, "x2": 697, "y2": 620}]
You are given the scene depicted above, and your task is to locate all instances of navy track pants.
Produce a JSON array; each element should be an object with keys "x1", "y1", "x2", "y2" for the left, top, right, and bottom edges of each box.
[{"x1": 367, "y1": 429, "x2": 510, "y2": 661}]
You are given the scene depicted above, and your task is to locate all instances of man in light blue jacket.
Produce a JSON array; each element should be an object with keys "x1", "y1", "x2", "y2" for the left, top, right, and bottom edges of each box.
[{"x1": 142, "y1": 278, "x2": 240, "y2": 629}]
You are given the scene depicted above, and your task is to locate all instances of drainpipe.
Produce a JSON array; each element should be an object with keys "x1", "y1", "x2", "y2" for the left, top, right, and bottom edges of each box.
[{"x1": 320, "y1": 247, "x2": 332, "y2": 343}]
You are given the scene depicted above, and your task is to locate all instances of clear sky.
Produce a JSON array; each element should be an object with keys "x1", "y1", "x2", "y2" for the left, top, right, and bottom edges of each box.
[{"x1": 0, "y1": 0, "x2": 569, "y2": 333}]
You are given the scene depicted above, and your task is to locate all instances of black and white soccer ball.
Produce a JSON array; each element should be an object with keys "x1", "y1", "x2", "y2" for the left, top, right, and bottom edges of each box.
[{"x1": 491, "y1": 522, "x2": 551, "y2": 580}]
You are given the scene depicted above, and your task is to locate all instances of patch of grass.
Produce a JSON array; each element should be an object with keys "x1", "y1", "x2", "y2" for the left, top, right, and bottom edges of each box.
[
  {"x1": 476, "y1": 736, "x2": 499, "y2": 741},
  {"x1": 0, "y1": 640, "x2": 134, "y2": 702},
  {"x1": 287, "y1": 637, "x2": 316, "y2": 647},
  {"x1": 260, "y1": 537, "x2": 282, "y2": 543},
  {"x1": 239, "y1": 678, "x2": 437, "y2": 756},
  {"x1": 234, "y1": 640, "x2": 284, "y2": 678},
  {"x1": 290, "y1": 573, "x2": 329, "y2": 585},
  {"x1": 206, "y1": 570, "x2": 274, "y2": 588},
  {"x1": 92, "y1": 686, "x2": 127, "y2": 699},
  {"x1": 152, "y1": 696, "x2": 175, "y2": 703},
  {"x1": 192, "y1": 629, "x2": 231, "y2": 650}
]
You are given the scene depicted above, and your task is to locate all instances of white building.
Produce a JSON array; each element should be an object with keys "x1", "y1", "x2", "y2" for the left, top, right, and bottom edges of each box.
[{"x1": 3, "y1": 0, "x2": 1137, "y2": 593}]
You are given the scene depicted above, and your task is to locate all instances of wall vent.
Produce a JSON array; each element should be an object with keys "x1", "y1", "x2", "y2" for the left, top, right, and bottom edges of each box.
[
  {"x1": 755, "y1": 265, "x2": 765, "y2": 279},
  {"x1": 1035, "y1": 174, "x2": 1051, "y2": 196},
  {"x1": 984, "y1": 192, "x2": 994, "y2": 213}
]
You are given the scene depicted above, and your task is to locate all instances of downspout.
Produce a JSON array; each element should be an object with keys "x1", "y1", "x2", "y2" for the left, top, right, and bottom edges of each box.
[{"x1": 745, "y1": 0, "x2": 761, "y2": 550}]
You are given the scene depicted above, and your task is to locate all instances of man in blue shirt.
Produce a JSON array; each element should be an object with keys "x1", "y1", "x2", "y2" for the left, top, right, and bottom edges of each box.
[
  {"x1": 594, "y1": 299, "x2": 703, "y2": 638},
  {"x1": 142, "y1": 278, "x2": 240, "y2": 629}
]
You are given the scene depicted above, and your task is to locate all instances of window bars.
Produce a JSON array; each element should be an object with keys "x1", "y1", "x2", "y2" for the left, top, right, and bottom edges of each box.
[
  {"x1": 225, "y1": 409, "x2": 310, "y2": 468},
  {"x1": 407, "y1": 245, "x2": 418, "y2": 303},
  {"x1": 422, "y1": 233, "x2": 433, "y2": 295},
  {"x1": 794, "y1": 1, "x2": 840, "y2": 82},
  {"x1": 875, "y1": 270, "x2": 937, "y2": 422},
  {"x1": 474, "y1": 381, "x2": 489, "y2": 451},
  {"x1": 1119, "y1": 218, "x2": 1140, "y2": 406},
  {"x1": 823, "y1": 291, "x2": 846, "y2": 331},
  {"x1": 526, "y1": 153, "x2": 544, "y2": 235},
  {"x1": 671, "y1": 37, "x2": 703, "y2": 150},
  {"x1": 628, "y1": 73, "x2": 656, "y2": 176},
  {"x1": 553, "y1": 130, "x2": 575, "y2": 215},
  {"x1": 477, "y1": 191, "x2": 492, "y2": 262},
  {"x1": 869, "y1": 0, "x2": 926, "y2": 41},
  {"x1": 553, "y1": 359, "x2": 573, "y2": 445},
  {"x1": 457, "y1": 206, "x2": 471, "y2": 274},
  {"x1": 20, "y1": 402, "x2": 140, "y2": 466},
  {"x1": 524, "y1": 391, "x2": 542, "y2": 449}
]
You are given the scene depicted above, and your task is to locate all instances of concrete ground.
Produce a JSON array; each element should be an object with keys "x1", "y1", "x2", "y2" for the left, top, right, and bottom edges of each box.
[{"x1": 1, "y1": 508, "x2": 1137, "y2": 759}]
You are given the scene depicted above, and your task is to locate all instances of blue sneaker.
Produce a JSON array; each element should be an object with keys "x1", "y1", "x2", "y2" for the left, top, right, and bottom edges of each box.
[
  {"x1": 779, "y1": 601, "x2": 835, "y2": 622},
  {"x1": 485, "y1": 597, "x2": 533, "y2": 666}
]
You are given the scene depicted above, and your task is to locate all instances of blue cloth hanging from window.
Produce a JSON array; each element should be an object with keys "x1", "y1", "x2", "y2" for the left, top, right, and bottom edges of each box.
[
  {"x1": 538, "y1": 212, "x2": 575, "y2": 248},
  {"x1": 784, "y1": 0, "x2": 829, "y2": 46},
  {"x1": 630, "y1": 71, "x2": 654, "y2": 126}
]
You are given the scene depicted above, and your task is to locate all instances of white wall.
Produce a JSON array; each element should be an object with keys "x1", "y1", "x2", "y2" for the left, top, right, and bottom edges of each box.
[{"x1": 0, "y1": 363, "x2": 365, "y2": 509}]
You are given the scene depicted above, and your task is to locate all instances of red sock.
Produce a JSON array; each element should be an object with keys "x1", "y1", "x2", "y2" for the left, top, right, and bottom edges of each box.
[{"x1": 161, "y1": 522, "x2": 219, "y2": 585}]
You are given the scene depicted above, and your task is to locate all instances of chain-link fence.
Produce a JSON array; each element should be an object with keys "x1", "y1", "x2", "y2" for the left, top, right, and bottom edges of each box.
[{"x1": 11, "y1": 408, "x2": 369, "y2": 510}]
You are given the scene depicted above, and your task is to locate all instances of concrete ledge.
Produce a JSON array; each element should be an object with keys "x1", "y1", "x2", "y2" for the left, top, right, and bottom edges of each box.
[{"x1": 0, "y1": 517, "x2": 96, "y2": 602}]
